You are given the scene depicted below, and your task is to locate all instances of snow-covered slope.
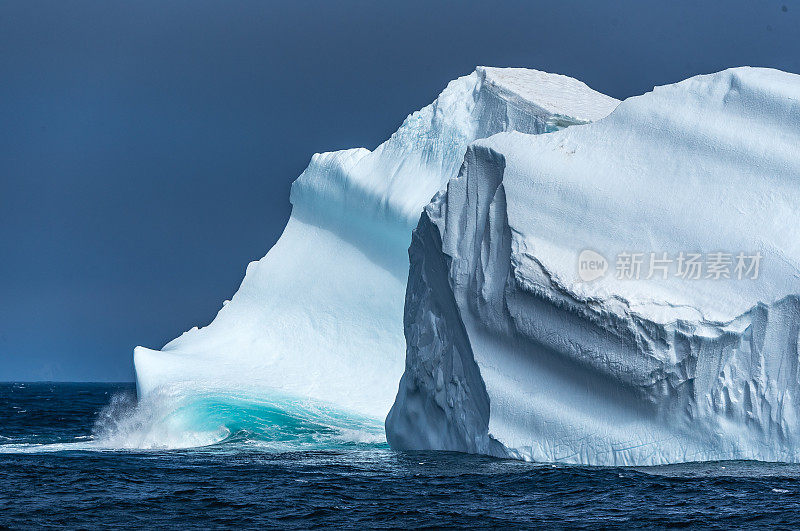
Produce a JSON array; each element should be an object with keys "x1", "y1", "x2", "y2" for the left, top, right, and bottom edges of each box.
[
  {"x1": 387, "y1": 67, "x2": 800, "y2": 465},
  {"x1": 133, "y1": 68, "x2": 618, "y2": 427}
]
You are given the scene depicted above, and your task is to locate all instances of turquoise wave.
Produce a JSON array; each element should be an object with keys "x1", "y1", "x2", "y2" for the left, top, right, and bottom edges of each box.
[
  {"x1": 0, "y1": 385, "x2": 387, "y2": 453},
  {"x1": 92, "y1": 386, "x2": 388, "y2": 451}
]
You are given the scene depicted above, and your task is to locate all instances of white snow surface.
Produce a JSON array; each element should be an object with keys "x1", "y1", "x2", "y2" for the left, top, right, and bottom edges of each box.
[
  {"x1": 133, "y1": 67, "x2": 618, "y2": 422},
  {"x1": 386, "y1": 67, "x2": 800, "y2": 465}
]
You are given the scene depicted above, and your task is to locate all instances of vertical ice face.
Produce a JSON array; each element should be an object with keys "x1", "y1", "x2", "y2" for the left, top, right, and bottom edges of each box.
[
  {"x1": 386, "y1": 67, "x2": 800, "y2": 465},
  {"x1": 133, "y1": 68, "x2": 619, "y2": 422}
]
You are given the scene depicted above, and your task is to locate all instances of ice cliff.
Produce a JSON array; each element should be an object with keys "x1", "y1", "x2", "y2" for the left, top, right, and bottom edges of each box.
[
  {"x1": 133, "y1": 68, "x2": 619, "y2": 423},
  {"x1": 386, "y1": 67, "x2": 800, "y2": 465}
]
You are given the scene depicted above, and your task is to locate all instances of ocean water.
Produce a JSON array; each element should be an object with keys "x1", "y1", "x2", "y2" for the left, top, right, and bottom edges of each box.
[{"x1": 2, "y1": 383, "x2": 800, "y2": 528}]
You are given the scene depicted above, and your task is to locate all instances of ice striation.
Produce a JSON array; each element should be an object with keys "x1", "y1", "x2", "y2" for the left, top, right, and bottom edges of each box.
[
  {"x1": 386, "y1": 67, "x2": 800, "y2": 465},
  {"x1": 133, "y1": 67, "x2": 619, "y2": 432}
]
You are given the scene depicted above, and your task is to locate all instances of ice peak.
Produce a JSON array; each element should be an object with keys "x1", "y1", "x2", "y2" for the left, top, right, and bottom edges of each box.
[
  {"x1": 476, "y1": 66, "x2": 619, "y2": 122},
  {"x1": 290, "y1": 67, "x2": 620, "y2": 229}
]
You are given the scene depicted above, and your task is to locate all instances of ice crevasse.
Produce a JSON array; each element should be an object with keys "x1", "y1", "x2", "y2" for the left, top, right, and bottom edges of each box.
[
  {"x1": 386, "y1": 67, "x2": 800, "y2": 465},
  {"x1": 133, "y1": 67, "x2": 619, "y2": 424}
]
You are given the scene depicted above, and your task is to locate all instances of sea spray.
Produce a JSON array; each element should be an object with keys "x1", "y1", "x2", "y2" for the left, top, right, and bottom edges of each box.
[{"x1": 90, "y1": 384, "x2": 386, "y2": 451}]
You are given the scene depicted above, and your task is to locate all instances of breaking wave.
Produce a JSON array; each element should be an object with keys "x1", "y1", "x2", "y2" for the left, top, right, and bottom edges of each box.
[{"x1": 0, "y1": 385, "x2": 386, "y2": 453}]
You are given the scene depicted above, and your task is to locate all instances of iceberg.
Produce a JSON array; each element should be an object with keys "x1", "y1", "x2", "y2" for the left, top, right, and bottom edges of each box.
[
  {"x1": 386, "y1": 67, "x2": 800, "y2": 465},
  {"x1": 133, "y1": 68, "x2": 619, "y2": 427}
]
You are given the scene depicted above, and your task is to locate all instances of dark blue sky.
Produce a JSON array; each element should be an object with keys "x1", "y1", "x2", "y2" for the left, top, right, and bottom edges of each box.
[{"x1": 1, "y1": 1, "x2": 798, "y2": 381}]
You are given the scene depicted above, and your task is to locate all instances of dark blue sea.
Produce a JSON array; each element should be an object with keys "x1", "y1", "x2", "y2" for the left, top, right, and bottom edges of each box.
[{"x1": 2, "y1": 383, "x2": 800, "y2": 528}]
